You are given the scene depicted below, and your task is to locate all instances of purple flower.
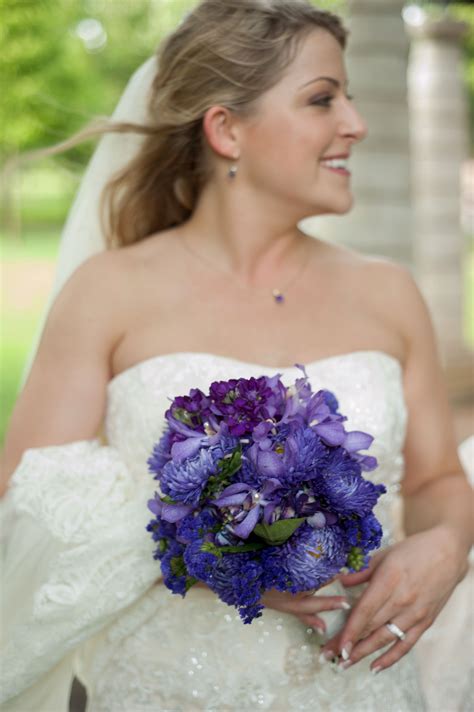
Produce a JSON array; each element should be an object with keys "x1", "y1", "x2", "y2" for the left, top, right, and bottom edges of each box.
[
  {"x1": 210, "y1": 553, "x2": 265, "y2": 624},
  {"x1": 147, "y1": 428, "x2": 179, "y2": 476},
  {"x1": 262, "y1": 523, "x2": 347, "y2": 592},
  {"x1": 146, "y1": 367, "x2": 386, "y2": 624},
  {"x1": 340, "y1": 512, "x2": 383, "y2": 552},
  {"x1": 176, "y1": 509, "x2": 220, "y2": 545},
  {"x1": 342, "y1": 430, "x2": 378, "y2": 471},
  {"x1": 209, "y1": 375, "x2": 286, "y2": 436},
  {"x1": 148, "y1": 494, "x2": 194, "y2": 523},
  {"x1": 160, "y1": 540, "x2": 188, "y2": 595},
  {"x1": 160, "y1": 446, "x2": 224, "y2": 504},
  {"x1": 212, "y1": 478, "x2": 283, "y2": 539},
  {"x1": 280, "y1": 426, "x2": 329, "y2": 487},
  {"x1": 166, "y1": 388, "x2": 211, "y2": 431},
  {"x1": 183, "y1": 538, "x2": 220, "y2": 585},
  {"x1": 320, "y1": 467, "x2": 386, "y2": 518}
]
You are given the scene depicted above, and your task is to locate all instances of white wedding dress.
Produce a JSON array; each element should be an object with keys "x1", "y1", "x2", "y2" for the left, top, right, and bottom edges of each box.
[{"x1": 1, "y1": 350, "x2": 471, "y2": 712}]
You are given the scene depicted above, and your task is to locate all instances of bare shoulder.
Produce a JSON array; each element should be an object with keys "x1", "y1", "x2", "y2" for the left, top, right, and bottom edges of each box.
[
  {"x1": 311, "y1": 238, "x2": 413, "y2": 298},
  {"x1": 356, "y1": 255, "x2": 428, "y2": 343},
  {"x1": 61, "y1": 248, "x2": 126, "y2": 299},
  {"x1": 61, "y1": 244, "x2": 155, "y2": 315},
  {"x1": 309, "y1": 241, "x2": 424, "y2": 360}
]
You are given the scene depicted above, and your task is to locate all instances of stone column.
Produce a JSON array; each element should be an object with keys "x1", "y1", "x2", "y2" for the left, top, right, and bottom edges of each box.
[
  {"x1": 301, "y1": 0, "x2": 413, "y2": 267},
  {"x1": 406, "y1": 14, "x2": 472, "y2": 400}
]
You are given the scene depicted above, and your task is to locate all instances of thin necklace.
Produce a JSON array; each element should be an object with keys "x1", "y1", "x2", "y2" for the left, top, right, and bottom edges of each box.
[{"x1": 179, "y1": 234, "x2": 310, "y2": 305}]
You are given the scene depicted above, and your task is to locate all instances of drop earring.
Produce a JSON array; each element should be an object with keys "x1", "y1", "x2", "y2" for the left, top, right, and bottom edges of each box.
[{"x1": 228, "y1": 164, "x2": 238, "y2": 180}]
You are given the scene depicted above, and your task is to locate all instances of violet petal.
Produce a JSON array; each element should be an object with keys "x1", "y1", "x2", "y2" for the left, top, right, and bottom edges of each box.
[
  {"x1": 315, "y1": 421, "x2": 346, "y2": 446},
  {"x1": 343, "y1": 430, "x2": 374, "y2": 453},
  {"x1": 232, "y1": 504, "x2": 261, "y2": 539}
]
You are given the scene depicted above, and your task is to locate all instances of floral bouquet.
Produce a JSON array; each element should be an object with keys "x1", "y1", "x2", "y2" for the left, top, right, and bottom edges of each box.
[{"x1": 146, "y1": 366, "x2": 385, "y2": 624}]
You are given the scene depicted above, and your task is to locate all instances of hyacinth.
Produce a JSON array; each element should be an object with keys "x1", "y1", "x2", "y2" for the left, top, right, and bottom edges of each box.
[
  {"x1": 146, "y1": 367, "x2": 386, "y2": 623},
  {"x1": 167, "y1": 387, "x2": 211, "y2": 431}
]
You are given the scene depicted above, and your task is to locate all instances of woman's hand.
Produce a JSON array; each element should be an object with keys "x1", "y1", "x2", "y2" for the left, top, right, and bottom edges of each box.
[
  {"x1": 261, "y1": 584, "x2": 351, "y2": 634},
  {"x1": 320, "y1": 525, "x2": 469, "y2": 673}
]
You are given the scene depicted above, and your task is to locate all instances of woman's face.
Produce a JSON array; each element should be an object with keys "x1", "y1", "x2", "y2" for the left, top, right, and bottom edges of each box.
[{"x1": 239, "y1": 29, "x2": 367, "y2": 217}]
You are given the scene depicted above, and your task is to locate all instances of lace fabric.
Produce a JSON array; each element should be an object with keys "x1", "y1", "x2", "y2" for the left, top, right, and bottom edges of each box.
[{"x1": 1, "y1": 351, "x2": 470, "y2": 711}]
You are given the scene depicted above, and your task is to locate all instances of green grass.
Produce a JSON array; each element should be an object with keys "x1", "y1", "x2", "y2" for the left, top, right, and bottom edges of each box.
[{"x1": 0, "y1": 230, "x2": 60, "y2": 260}]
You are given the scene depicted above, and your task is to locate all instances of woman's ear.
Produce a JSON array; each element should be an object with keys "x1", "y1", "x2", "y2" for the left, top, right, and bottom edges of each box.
[{"x1": 202, "y1": 106, "x2": 241, "y2": 161}]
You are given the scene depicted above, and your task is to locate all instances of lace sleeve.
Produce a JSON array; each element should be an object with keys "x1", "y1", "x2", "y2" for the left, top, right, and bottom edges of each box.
[{"x1": 1, "y1": 439, "x2": 158, "y2": 707}]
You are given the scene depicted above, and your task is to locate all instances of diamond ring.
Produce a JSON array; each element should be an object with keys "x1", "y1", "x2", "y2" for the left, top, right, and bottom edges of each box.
[{"x1": 385, "y1": 622, "x2": 406, "y2": 641}]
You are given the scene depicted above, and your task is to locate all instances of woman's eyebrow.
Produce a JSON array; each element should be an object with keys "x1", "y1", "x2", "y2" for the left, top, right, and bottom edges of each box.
[{"x1": 298, "y1": 76, "x2": 347, "y2": 90}]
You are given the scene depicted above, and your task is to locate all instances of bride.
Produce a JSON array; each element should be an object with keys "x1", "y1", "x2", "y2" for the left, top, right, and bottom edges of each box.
[{"x1": 1, "y1": 1, "x2": 472, "y2": 710}]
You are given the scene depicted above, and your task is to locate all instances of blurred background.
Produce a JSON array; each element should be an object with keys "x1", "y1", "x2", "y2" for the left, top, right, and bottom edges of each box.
[{"x1": 1, "y1": 0, "x2": 473, "y2": 450}]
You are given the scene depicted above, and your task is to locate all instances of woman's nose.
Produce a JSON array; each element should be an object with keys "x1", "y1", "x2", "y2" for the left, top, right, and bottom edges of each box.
[{"x1": 342, "y1": 102, "x2": 368, "y2": 144}]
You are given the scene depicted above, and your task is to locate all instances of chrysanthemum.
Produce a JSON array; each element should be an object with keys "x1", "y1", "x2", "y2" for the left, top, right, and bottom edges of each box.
[
  {"x1": 263, "y1": 523, "x2": 347, "y2": 592},
  {"x1": 319, "y1": 450, "x2": 385, "y2": 516},
  {"x1": 160, "y1": 446, "x2": 224, "y2": 504}
]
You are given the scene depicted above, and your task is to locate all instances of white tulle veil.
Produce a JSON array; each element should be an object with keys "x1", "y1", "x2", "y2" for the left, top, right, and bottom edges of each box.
[{"x1": 21, "y1": 56, "x2": 158, "y2": 385}]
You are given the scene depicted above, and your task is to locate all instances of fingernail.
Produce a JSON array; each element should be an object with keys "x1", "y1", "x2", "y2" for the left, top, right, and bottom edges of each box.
[
  {"x1": 340, "y1": 601, "x2": 351, "y2": 610},
  {"x1": 371, "y1": 666, "x2": 383, "y2": 676},
  {"x1": 341, "y1": 642, "x2": 353, "y2": 661},
  {"x1": 319, "y1": 650, "x2": 335, "y2": 663},
  {"x1": 339, "y1": 660, "x2": 352, "y2": 670}
]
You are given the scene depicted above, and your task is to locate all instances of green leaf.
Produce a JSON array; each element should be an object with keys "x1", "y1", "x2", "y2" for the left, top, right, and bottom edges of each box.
[
  {"x1": 201, "y1": 446, "x2": 243, "y2": 500},
  {"x1": 218, "y1": 446, "x2": 242, "y2": 479},
  {"x1": 200, "y1": 542, "x2": 223, "y2": 558},
  {"x1": 218, "y1": 542, "x2": 266, "y2": 554},
  {"x1": 253, "y1": 518, "x2": 306, "y2": 545},
  {"x1": 170, "y1": 556, "x2": 188, "y2": 578},
  {"x1": 172, "y1": 407, "x2": 195, "y2": 427},
  {"x1": 161, "y1": 495, "x2": 178, "y2": 505},
  {"x1": 185, "y1": 576, "x2": 198, "y2": 592}
]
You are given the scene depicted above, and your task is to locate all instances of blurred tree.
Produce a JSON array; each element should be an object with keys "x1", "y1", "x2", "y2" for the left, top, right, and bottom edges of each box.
[
  {"x1": 1, "y1": 0, "x2": 87, "y2": 163},
  {"x1": 0, "y1": 0, "x2": 194, "y2": 166}
]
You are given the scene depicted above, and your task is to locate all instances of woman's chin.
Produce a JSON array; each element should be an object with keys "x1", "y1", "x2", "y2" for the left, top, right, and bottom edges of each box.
[{"x1": 330, "y1": 194, "x2": 355, "y2": 215}]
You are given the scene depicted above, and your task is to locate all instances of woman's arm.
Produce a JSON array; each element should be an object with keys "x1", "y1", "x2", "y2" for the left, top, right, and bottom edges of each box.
[
  {"x1": 320, "y1": 260, "x2": 473, "y2": 670},
  {"x1": 1, "y1": 251, "x2": 125, "y2": 496},
  {"x1": 399, "y1": 265, "x2": 473, "y2": 557}
]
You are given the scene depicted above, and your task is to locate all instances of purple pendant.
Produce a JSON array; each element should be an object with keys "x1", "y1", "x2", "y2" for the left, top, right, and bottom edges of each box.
[{"x1": 273, "y1": 290, "x2": 285, "y2": 304}]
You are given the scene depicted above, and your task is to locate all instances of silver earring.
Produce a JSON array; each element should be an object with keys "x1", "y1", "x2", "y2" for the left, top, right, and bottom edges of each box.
[{"x1": 228, "y1": 164, "x2": 238, "y2": 180}]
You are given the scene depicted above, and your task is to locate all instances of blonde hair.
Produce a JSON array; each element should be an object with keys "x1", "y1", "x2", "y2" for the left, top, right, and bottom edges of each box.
[{"x1": 17, "y1": 0, "x2": 348, "y2": 248}]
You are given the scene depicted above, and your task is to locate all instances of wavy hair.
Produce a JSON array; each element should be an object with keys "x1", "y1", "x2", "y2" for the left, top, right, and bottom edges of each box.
[{"x1": 16, "y1": 0, "x2": 348, "y2": 248}]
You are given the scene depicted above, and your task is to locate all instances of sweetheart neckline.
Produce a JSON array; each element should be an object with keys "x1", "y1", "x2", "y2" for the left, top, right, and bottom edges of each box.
[{"x1": 107, "y1": 349, "x2": 403, "y2": 390}]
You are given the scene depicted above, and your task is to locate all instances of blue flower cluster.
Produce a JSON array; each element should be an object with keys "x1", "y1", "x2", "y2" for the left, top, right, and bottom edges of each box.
[{"x1": 146, "y1": 366, "x2": 385, "y2": 624}]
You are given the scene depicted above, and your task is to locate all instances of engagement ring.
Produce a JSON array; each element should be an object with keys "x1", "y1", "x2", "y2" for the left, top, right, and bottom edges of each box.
[{"x1": 385, "y1": 622, "x2": 406, "y2": 641}]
